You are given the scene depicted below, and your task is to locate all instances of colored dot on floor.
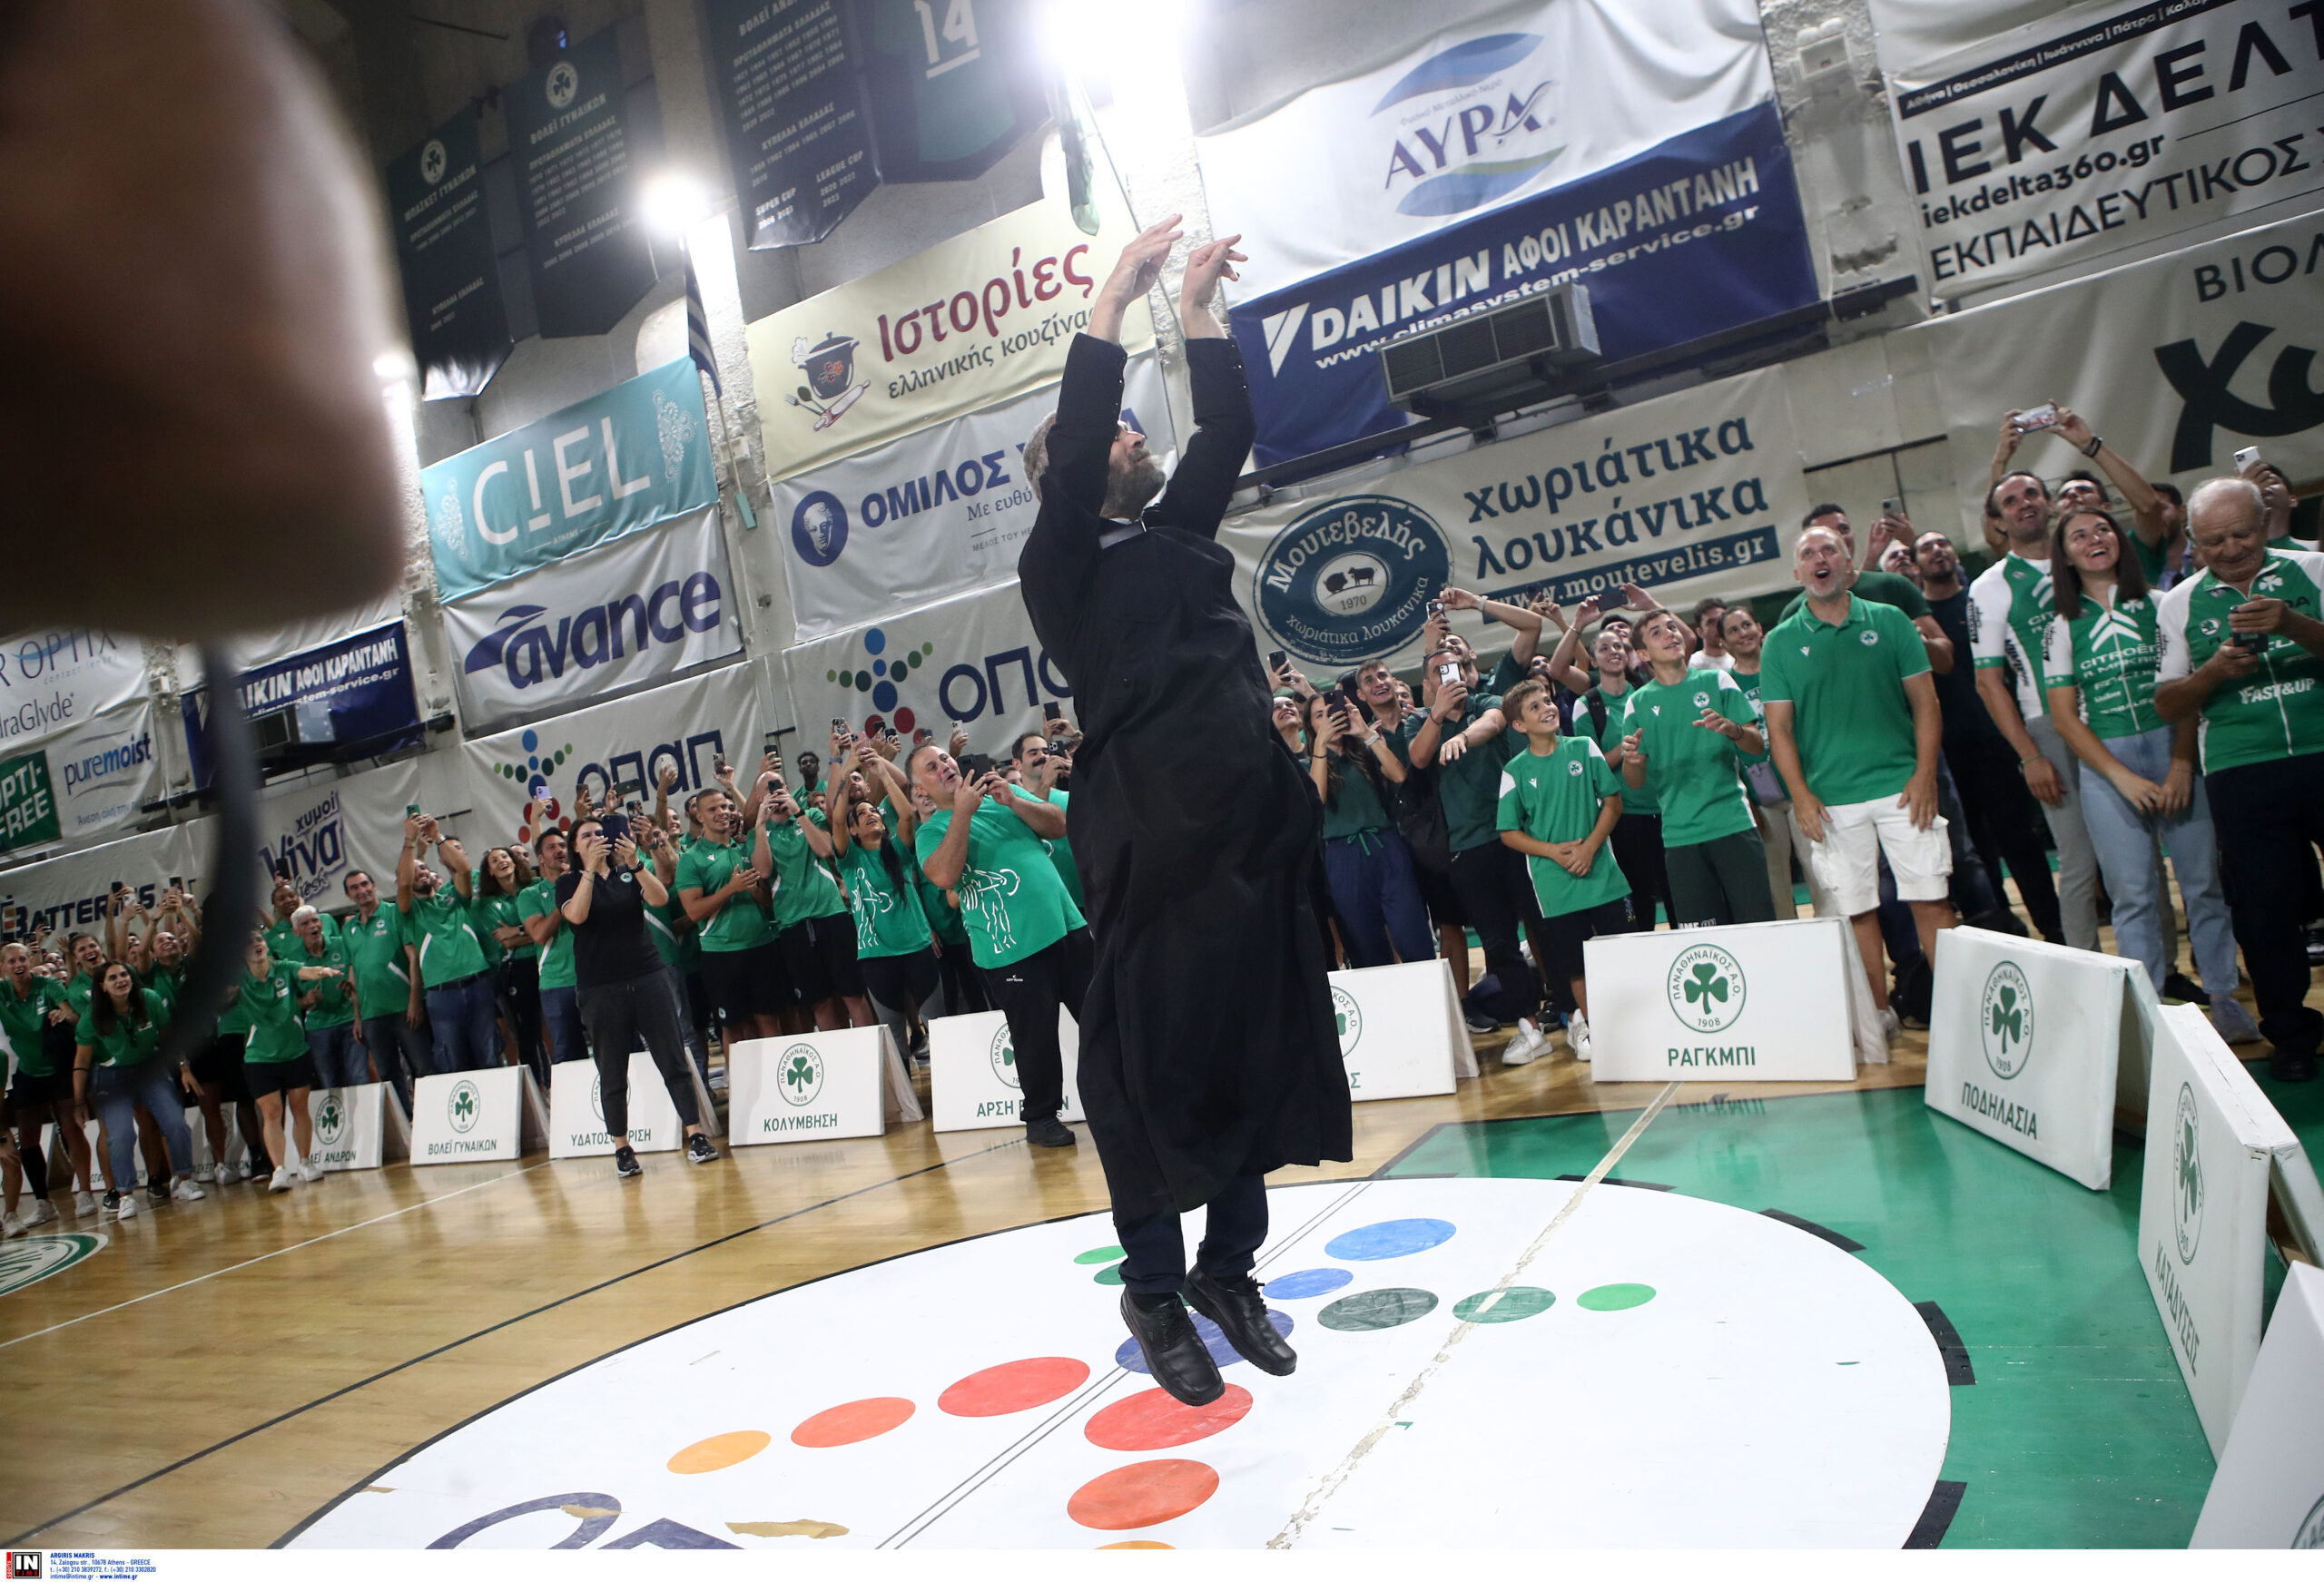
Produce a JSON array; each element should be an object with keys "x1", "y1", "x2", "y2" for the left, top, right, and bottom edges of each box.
[
  {"x1": 1086, "y1": 1384, "x2": 1253, "y2": 1452},
  {"x1": 1068, "y1": 1459, "x2": 1221, "y2": 1530},
  {"x1": 939, "y1": 1357, "x2": 1092, "y2": 1417},
  {"x1": 1578, "y1": 1282, "x2": 1657, "y2": 1312},
  {"x1": 1094, "y1": 1263, "x2": 1125, "y2": 1286},
  {"x1": 1263, "y1": 1267, "x2": 1353, "y2": 1300},
  {"x1": 1075, "y1": 1244, "x2": 1127, "y2": 1265},
  {"x1": 1452, "y1": 1287, "x2": 1556, "y2": 1323},
  {"x1": 1324, "y1": 1218, "x2": 1456, "y2": 1261},
  {"x1": 1116, "y1": 1310, "x2": 1293, "y2": 1374},
  {"x1": 665, "y1": 1430, "x2": 771, "y2": 1473},
  {"x1": 1318, "y1": 1288, "x2": 1440, "y2": 1331},
  {"x1": 1099, "y1": 1541, "x2": 1175, "y2": 1548},
  {"x1": 790, "y1": 1398, "x2": 915, "y2": 1449}
]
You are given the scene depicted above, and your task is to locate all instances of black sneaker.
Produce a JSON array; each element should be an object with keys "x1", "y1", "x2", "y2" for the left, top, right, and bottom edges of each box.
[
  {"x1": 685, "y1": 1134, "x2": 718, "y2": 1165},
  {"x1": 614, "y1": 1145, "x2": 643, "y2": 1179},
  {"x1": 2271, "y1": 1048, "x2": 2317, "y2": 1084},
  {"x1": 1026, "y1": 1116, "x2": 1076, "y2": 1148},
  {"x1": 148, "y1": 1180, "x2": 170, "y2": 1204},
  {"x1": 102, "y1": 1189, "x2": 122, "y2": 1216},
  {"x1": 1462, "y1": 1010, "x2": 1499, "y2": 1036},
  {"x1": 2162, "y1": 972, "x2": 2211, "y2": 1007}
]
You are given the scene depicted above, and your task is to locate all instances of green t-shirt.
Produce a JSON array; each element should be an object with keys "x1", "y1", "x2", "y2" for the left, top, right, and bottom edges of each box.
[
  {"x1": 401, "y1": 889, "x2": 488, "y2": 988},
  {"x1": 470, "y1": 891, "x2": 528, "y2": 965},
  {"x1": 913, "y1": 801, "x2": 1086, "y2": 968},
  {"x1": 264, "y1": 911, "x2": 338, "y2": 967},
  {"x1": 767, "y1": 818, "x2": 849, "y2": 930},
  {"x1": 75, "y1": 988, "x2": 169, "y2": 1068},
  {"x1": 1494, "y1": 737, "x2": 1632, "y2": 918},
  {"x1": 1729, "y1": 667, "x2": 1772, "y2": 768},
  {"x1": 1576, "y1": 685, "x2": 1656, "y2": 816},
  {"x1": 1618, "y1": 670, "x2": 1758, "y2": 847},
  {"x1": 673, "y1": 839, "x2": 775, "y2": 952},
  {"x1": 138, "y1": 961, "x2": 182, "y2": 1023},
  {"x1": 1317, "y1": 755, "x2": 1393, "y2": 841},
  {"x1": 644, "y1": 896, "x2": 699, "y2": 973},
  {"x1": 1968, "y1": 551, "x2": 2058, "y2": 719},
  {"x1": 840, "y1": 841, "x2": 933, "y2": 958},
  {"x1": 2041, "y1": 585, "x2": 2164, "y2": 740},
  {"x1": 292, "y1": 938, "x2": 356, "y2": 1028},
  {"x1": 1400, "y1": 692, "x2": 1519, "y2": 853},
  {"x1": 235, "y1": 964, "x2": 307, "y2": 1064},
  {"x1": 342, "y1": 905, "x2": 413, "y2": 1018},
  {"x1": 2156, "y1": 550, "x2": 2324, "y2": 773},
  {"x1": 64, "y1": 972, "x2": 95, "y2": 1022},
  {"x1": 1780, "y1": 568, "x2": 1931, "y2": 624},
  {"x1": 1035, "y1": 789, "x2": 1085, "y2": 909},
  {"x1": 520, "y1": 878, "x2": 577, "y2": 989},
  {"x1": 0, "y1": 977, "x2": 66, "y2": 1077},
  {"x1": 1758, "y1": 594, "x2": 1934, "y2": 807}
]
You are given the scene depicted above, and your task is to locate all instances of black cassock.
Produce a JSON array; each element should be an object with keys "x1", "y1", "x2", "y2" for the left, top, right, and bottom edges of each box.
[{"x1": 1020, "y1": 333, "x2": 1351, "y2": 1221}]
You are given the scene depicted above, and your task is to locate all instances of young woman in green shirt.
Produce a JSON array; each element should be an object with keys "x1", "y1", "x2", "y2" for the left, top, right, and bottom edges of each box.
[
  {"x1": 237, "y1": 934, "x2": 343, "y2": 1193},
  {"x1": 74, "y1": 958, "x2": 200, "y2": 1217},
  {"x1": 1304, "y1": 691, "x2": 1432, "y2": 968},
  {"x1": 2, "y1": 940, "x2": 91, "y2": 1225},
  {"x1": 476, "y1": 845, "x2": 544, "y2": 1080},
  {"x1": 832, "y1": 750, "x2": 937, "y2": 1060}
]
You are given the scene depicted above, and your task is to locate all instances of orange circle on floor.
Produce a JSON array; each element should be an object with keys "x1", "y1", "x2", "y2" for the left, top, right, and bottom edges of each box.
[
  {"x1": 938, "y1": 1357, "x2": 1091, "y2": 1417},
  {"x1": 1085, "y1": 1384, "x2": 1252, "y2": 1451},
  {"x1": 665, "y1": 1430, "x2": 771, "y2": 1474},
  {"x1": 791, "y1": 1397, "x2": 916, "y2": 1448},
  {"x1": 1067, "y1": 1459, "x2": 1220, "y2": 1530},
  {"x1": 1098, "y1": 1541, "x2": 1175, "y2": 1548}
]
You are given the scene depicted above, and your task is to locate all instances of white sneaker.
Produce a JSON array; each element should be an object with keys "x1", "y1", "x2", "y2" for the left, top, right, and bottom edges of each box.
[
  {"x1": 1880, "y1": 1007, "x2": 1903, "y2": 1043},
  {"x1": 31, "y1": 1198, "x2": 57, "y2": 1225},
  {"x1": 172, "y1": 1177, "x2": 206, "y2": 1203},
  {"x1": 1565, "y1": 1013, "x2": 1592, "y2": 1062},
  {"x1": 298, "y1": 1160, "x2": 323, "y2": 1183},
  {"x1": 194, "y1": 1164, "x2": 215, "y2": 1184},
  {"x1": 2, "y1": 1212, "x2": 27, "y2": 1238},
  {"x1": 268, "y1": 1166, "x2": 295, "y2": 1194},
  {"x1": 237, "y1": 1161, "x2": 254, "y2": 1182},
  {"x1": 74, "y1": 1189, "x2": 96, "y2": 1217},
  {"x1": 1502, "y1": 1018, "x2": 1549, "y2": 1066},
  {"x1": 116, "y1": 1191, "x2": 139, "y2": 1221}
]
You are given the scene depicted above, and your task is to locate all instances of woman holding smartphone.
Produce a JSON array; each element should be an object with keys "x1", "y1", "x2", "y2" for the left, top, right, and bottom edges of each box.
[
  {"x1": 74, "y1": 958, "x2": 202, "y2": 1218},
  {"x1": 1305, "y1": 692, "x2": 1429, "y2": 967},
  {"x1": 831, "y1": 757, "x2": 939, "y2": 1060}
]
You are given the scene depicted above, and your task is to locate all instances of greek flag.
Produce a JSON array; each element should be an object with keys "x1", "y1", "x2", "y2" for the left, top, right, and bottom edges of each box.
[{"x1": 685, "y1": 255, "x2": 722, "y2": 396}]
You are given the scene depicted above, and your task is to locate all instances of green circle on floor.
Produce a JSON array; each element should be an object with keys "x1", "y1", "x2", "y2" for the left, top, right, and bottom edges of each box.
[
  {"x1": 1318, "y1": 1288, "x2": 1439, "y2": 1331},
  {"x1": 1075, "y1": 1245, "x2": 1127, "y2": 1265},
  {"x1": 1093, "y1": 1263, "x2": 1125, "y2": 1285},
  {"x1": 1578, "y1": 1282, "x2": 1656, "y2": 1311},
  {"x1": 1453, "y1": 1286, "x2": 1555, "y2": 1323}
]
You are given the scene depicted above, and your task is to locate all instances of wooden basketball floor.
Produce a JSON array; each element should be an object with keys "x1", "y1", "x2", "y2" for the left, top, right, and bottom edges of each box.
[{"x1": 4, "y1": 958, "x2": 2318, "y2": 1550}]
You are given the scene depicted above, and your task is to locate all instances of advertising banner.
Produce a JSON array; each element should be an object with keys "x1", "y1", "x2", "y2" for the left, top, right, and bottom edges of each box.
[
  {"x1": 182, "y1": 625, "x2": 422, "y2": 788},
  {"x1": 1583, "y1": 917, "x2": 1877, "y2": 1083},
  {"x1": 421, "y1": 359, "x2": 715, "y2": 602},
  {"x1": 0, "y1": 629, "x2": 148, "y2": 752},
  {"x1": 0, "y1": 822, "x2": 202, "y2": 947},
  {"x1": 2191, "y1": 1263, "x2": 2324, "y2": 1547},
  {"x1": 1218, "y1": 364, "x2": 1810, "y2": 673},
  {"x1": 769, "y1": 352, "x2": 1172, "y2": 640},
  {"x1": 1908, "y1": 211, "x2": 2324, "y2": 545},
  {"x1": 1888, "y1": 0, "x2": 2324, "y2": 298},
  {"x1": 0, "y1": 703, "x2": 162, "y2": 857},
  {"x1": 384, "y1": 105, "x2": 512, "y2": 400},
  {"x1": 859, "y1": 0, "x2": 1047, "y2": 183},
  {"x1": 506, "y1": 27, "x2": 657, "y2": 339},
  {"x1": 1230, "y1": 102, "x2": 1817, "y2": 465},
  {"x1": 550, "y1": 1051, "x2": 696, "y2": 1156},
  {"x1": 443, "y1": 506, "x2": 743, "y2": 727},
  {"x1": 745, "y1": 192, "x2": 1155, "y2": 482},
  {"x1": 254, "y1": 761, "x2": 424, "y2": 913},
  {"x1": 459, "y1": 660, "x2": 771, "y2": 849},
  {"x1": 306, "y1": 1083, "x2": 410, "y2": 1173},
  {"x1": 702, "y1": 0, "x2": 881, "y2": 250}
]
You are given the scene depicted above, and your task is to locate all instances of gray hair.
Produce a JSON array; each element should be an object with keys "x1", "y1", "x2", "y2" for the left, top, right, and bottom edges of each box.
[
  {"x1": 2187, "y1": 477, "x2": 2264, "y2": 533},
  {"x1": 1024, "y1": 413, "x2": 1057, "y2": 501}
]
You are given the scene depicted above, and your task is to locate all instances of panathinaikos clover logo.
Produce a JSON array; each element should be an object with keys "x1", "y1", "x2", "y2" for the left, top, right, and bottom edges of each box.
[
  {"x1": 316, "y1": 1091, "x2": 348, "y2": 1146},
  {"x1": 1332, "y1": 986, "x2": 1364, "y2": 1056},
  {"x1": 448, "y1": 1078, "x2": 481, "y2": 1134},
  {"x1": 1980, "y1": 961, "x2": 2034, "y2": 1079},
  {"x1": 989, "y1": 1024, "x2": 1019, "y2": 1090},
  {"x1": 2173, "y1": 1082, "x2": 2204, "y2": 1265},
  {"x1": 1666, "y1": 943, "x2": 1745, "y2": 1034},
  {"x1": 778, "y1": 1043, "x2": 826, "y2": 1107}
]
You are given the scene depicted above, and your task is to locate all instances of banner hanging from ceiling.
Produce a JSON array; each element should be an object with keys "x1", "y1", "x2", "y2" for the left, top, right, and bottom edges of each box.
[
  {"x1": 859, "y1": 0, "x2": 1048, "y2": 183},
  {"x1": 701, "y1": 0, "x2": 881, "y2": 249},
  {"x1": 385, "y1": 105, "x2": 513, "y2": 399},
  {"x1": 507, "y1": 26, "x2": 659, "y2": 338},
  {"x1": 0, "y1": 629, "x2": 147, "y2": 752},
  {"x1": 254, "y1": 760, "x2": 426, "y2": 914}
]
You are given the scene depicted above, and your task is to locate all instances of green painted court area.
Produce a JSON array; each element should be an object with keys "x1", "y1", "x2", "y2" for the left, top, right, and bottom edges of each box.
[{"x1": 1384, "y1": 1078, "x2": 2324, "y2": 1548}]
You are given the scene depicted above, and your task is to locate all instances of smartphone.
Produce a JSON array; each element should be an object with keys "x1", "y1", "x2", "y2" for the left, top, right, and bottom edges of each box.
[
  {"x1": 1266, "y1": 649, "x2": 1288, "y2": 673},
  {"x1": 1042, "y1": 701, "x2": 1062, "y2": 722},
  {"x1": 913, "y1": 728, "x2": 932, "y2": 744},
  {"x1": 763, "y1": 730, "x2": 783, "y2": 751},
  {"x1": 599, "y1": 809, "x2": 631, "y2": 847},
  {"x1": 713, "y1": 754, "x2": 730, "y2": 776},
  {"x1": 1880, "y1": 497, "x2": 1903, "y2": 517},
  {"x1": 2232, "y1": 629, "x2": 2269, "y2": 653},
  {"x1": 960, "y1": 752, "x2": 995, "y2": 779},
  {"x1": 2234, "y1": 446, "x2": 2263, "y2": 473},
  {"x1": 406, "y1": 802, "x2": 421, "y2": 818},
  {"x1": 2015, "y1": 404, "x2": 2058, "y2": 432},
  {"x1": 831, "y1": 716, "x2": 848, "y2": 733},
  {"x1": 1437, "y1": 659, "x2": 1462, "y2": 688},
  {"x1": 1338, "y1": 679, "x2": 1375, "y2": 724},
  {"x1": 1426, "y1": 599, "x2": 1445, "y2": 619},
  {"x1": 167, "y1": 876, "x2": 182, "y2": 891}
]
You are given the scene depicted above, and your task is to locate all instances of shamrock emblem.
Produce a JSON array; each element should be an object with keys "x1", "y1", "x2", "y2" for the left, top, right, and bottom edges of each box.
[
  {"x1": 452, "y1": 1087, "x2": 476, "y2": 1122},
  {"x1": 783, "y1": 1054, "x2": 818, "y2": 1093},
  {"x1": 2176, "y1": 1111, "x2": 2201, "y2": 1225},
  {"x1": 1684, "y1": 961, "x2": 1728, "y2": 1007},
  {"x1": 1989, "y1": 983, "x2": 2024, "y2": 1052}
]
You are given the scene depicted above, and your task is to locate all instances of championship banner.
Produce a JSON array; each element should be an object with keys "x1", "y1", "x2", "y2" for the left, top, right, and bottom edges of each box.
[
  {"x1": 702, "y1": 0, "x2": 881, "y2": 250},
  {"x1": 1219, "y1": 363, "x2": 1809, "y2": 673},
  {"x1": 385, "y1": 104, "x2": 513, "y2": 400},
  {"x1": 421, "y1": 359, "x2": 716, "y2": 603},
  {"x1": 0, "y1": 629, "x2": 148, "y2": 752},
  {"x1": 182, "y1": 624, "x2": 423, "y2": 788},
  {"x1": 745, "y1": 192, "x2": 1155, "y2": 483},
  {"x1": 859, "y1": 0, "x2": 1047, "y2": 183},
  {"x1": 459, "y1": 659, "x2": 771, "y2": 848},
  {"x1": 253, "y1": 760, "x2": 424, "y2": 912},
  {"x1": 769, "y1": 352, "x2": 1172, "y2": 640},
  {"x1": 1888, "y1": 0, "x2": 2324, "y2": 298},
  {"x1": 443, "y1": 506, "x2": 743, "y2": 728},
  {"x1": 506, "y1": 27, "x2": 657, "y2": 339},
  {"x1": 0, "y1": 822, "x2": 201, "y2": 946}
]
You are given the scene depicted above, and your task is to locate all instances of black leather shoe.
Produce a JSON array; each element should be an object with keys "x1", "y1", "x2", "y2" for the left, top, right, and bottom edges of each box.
[
  {"x1": 2162, "y1": 972, "x2": 2210, "y2": 1007},
  {"x1": 1185, "y1": 1268, "x2": 1296, "y2": 1377},
  {"x1": 1120, "y1": 1292, "x2": 1225, "y2": 1407},
  {"x1": 2271, "y1": 1048, "x2": 2317, "y2": 1084},
  {"x1": 1026, "y1": 1116, "x2": 1076, "y2": 1147}
]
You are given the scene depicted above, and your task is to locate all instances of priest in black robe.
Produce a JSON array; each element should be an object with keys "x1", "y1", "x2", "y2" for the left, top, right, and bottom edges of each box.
[{"x1": 1019, "y1": 216, "x2": 1351, "y2": 1407}]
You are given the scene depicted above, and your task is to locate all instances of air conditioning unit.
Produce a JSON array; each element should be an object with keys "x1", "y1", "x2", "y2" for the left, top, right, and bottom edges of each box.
[{"x1": 1380, "y1": 282, "x2": 1600, "y2": 418}]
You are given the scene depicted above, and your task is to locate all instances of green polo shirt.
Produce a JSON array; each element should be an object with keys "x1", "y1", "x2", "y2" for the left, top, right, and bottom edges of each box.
[
  {"x1": 673, "y1": 838, "x2": 775, "y2": 952},
  {"x1": 1618, "y1": 670, "x2": 1758, "y2": 847},
  {"x1": 1758, "y1": 594, "x2": 1933, "y2": 806},
  {"x1": 644, "y1": 897, "x2": 699, "y2": 973},
  {"x1": 1035, "y1": 789, "x2": 1086, "y2": 909},
  {"x1": 1729, "y1": 666, "x2": 1772, "y2": 768},
  {"x1": 1317, "y1": 755, "x2": 1393, "y2": 841},
  {"x1": 1494, "y1": 737, "x2": 1631, "y2": 918},
  {"x1": 137, "y1": 961, "x2": 182, "y2": 1023},
  {"x1": 0, "y1": 977, "x2": 67, "y2": 1077},
  {"x1": 914, "y1": 801, "x2": 1085, "y2": 968},
  {"x1": 766, "y1": 818, "x2": 849, "y2": 930},
  {"x1": 2155, "y1": 550, "x2": 2324, "y2": 773},
  {"x1": 294, "y1": 938, "x2": 356, "y2": 1028},
  {"x1": 2041, "y1": 585, "x2": 2164, "y2": 740},
  {"x1": 342, "y1": 905, "x2": 414, "y2": 1017},
  {"x1": 235, "y1": 964, "x2": 307, "y2": 1065},
  {"x1": 264, "y1": 912, "x2": 338, "y2": 966},
  {"x1": 1400, "y1": 692, "x2": 1519, "y2": 853},
  {"x1": 520, "y1": 878, "x2": 577, "y2": 989},
  {"x1": 840, "y1": 842, "x2": 934, "y2": 958},
  {"x1": 75, "y1": 988, "x2": 169, "y2": 1068},
  {"x1": 401, "y1": 889, "x2": 488, "y2": 988}
]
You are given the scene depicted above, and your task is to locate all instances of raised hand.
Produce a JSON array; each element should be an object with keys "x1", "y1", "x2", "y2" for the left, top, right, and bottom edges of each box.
[
  {"x1": 1092, "y1": 213, "x2": 1184, "y2": 343},
  {"x1": 1178, "y1": 233, "x2": 1245, "y2": 314},
  {"x1": 1693, "y1": 708, "x2": 1737, "y2": 739},
  {"x1": 1439, "y1": 587, "x2": 1482, "y2": 612}
]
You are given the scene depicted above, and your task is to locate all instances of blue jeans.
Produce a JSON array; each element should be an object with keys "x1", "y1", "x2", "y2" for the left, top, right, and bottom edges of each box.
[
  {"x1": 91, "y1": 1058, "x2": 192, "y2": 1189},
  {"x1": 2078, "y1": 727, "x2": 2239, "y2": 996},
  {"x1": 541, "y1": 983, "x2": 588, "y2": 1065},
  {"x1": 306, "y1": 1022, "x2": 364, "y2": 1088},
  {"x1": 1320, "y1": 830, "x2": 1433, "y2": 968},
  {"x1": 359, "y1": 1013, "x2": 430, "y2": 1105},
  {"x1": 424, "y1": 975, "x2": 499, "y2": 1072}
]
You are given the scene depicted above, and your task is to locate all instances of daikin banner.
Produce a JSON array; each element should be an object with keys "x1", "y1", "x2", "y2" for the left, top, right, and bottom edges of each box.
[{"x1": 1888, "y1": 0, "x2": 2324, "y2": 297}]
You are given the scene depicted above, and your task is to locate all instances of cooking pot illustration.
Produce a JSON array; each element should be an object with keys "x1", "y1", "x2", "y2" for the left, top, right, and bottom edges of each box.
[{"x1": 788, "y1": 331, "x2": 869, "y2": 431}]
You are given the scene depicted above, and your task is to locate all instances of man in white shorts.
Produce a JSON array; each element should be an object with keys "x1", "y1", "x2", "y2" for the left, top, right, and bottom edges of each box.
[{"x1": 1760, "y1": 526, "x2": 1955, "y2": 1033}]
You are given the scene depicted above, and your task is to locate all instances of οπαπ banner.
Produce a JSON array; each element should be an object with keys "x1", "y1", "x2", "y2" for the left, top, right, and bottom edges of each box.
[
  {"x1": 702, "y1": 0, "x2": 881, "y2": 250},
  {"x1": 0, "y1": 629, "x2": 147, "y2": 752},
  {"x1": 768, "y1": 352, "x2": 1172, "y2": 641},
  {"x1": 421, "y1": 359, "x2": 715, "y2": 602},
  {"x1": 859, "y1": 0, "x2": 1047, "y2": 183},
  {"x1": 443, "y1": 505, "x2": 744, "y2": 729},
  {"x1": 1219, "y1": 363, "x2": 1810, "y2": 672},
  {"x1": 1230, "y1": 102, "x2": 1818, "y2": 466},
  {"x1": 1905, "y1": 211, "x2": 2324, "y2": 545},
  {"x1": 385, "y1": 106, "x2": 513, "y2": 400},
  {"x1": 1888, "y1": 0, "x2": 2324, "y2": 298},
  {"x1": 745, "y1": 192, "x2": 1156, "y2": 482},
  {"x1": 507, "y1": 27, "x2": 658, "y2": 338},
  {"x1": 182, "y1": 625, "x2": 422, "y2": 788}
]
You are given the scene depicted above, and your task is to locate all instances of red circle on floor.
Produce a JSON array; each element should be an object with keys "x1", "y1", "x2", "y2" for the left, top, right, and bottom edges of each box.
[
  {"x1": 1084, "y1": 1385, "x2": 1252, "y2": 1451},
  {"x1": 791, "y1": 1397, "x2": 915, "y2": 1448},
  {"x1": 1067, "y1": 1459, "x2": 1221, "y2": 1530},
  {"x1": 937, "y1": 1357, "x2": 1091, "y2": 1417}
]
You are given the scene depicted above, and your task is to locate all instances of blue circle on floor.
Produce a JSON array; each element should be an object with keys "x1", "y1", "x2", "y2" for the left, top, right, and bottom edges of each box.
[
  {"x1": 1264, "y1": 1267, "x2": 1354, "y2": 1300},
  {"x1": 1324, "y1": 1218, "x2": 1457, "y2": 1261},
  {"x1": 1116, "y1": 1308, "x2": 1294, "y2": 1373}
]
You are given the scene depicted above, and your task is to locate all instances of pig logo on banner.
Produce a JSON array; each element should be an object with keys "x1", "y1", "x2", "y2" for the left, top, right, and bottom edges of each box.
[{"x1": 788, "y1": 332, "x2": 870, "y2": 433}]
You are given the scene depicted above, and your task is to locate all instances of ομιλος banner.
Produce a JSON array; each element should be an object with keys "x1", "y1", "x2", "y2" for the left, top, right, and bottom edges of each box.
[
  {"x1": 443, "y1": 506, "x2": 743, "y2": 729},
  {"x1": 702, "y1": 0, "x2": 881, "y2": 249},
  {"x1": 421, "y1": 359, "x2": 715, "y2": 602},
  {"x1": 385, "y1": 105, "x2": 512, "y2": 399},
  {"x1": 182, "y1": 625, "x2": 422, "y2": 788},
  {"x1": 1887, "y1": 0, "x2": 2324, "y2": 299},
  {"x1": 507, "y1": 27, "x2": 658, "y2": 338},
  {"x1": 767, "y1": 352, "x2": 1172, "y2": 641}
]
